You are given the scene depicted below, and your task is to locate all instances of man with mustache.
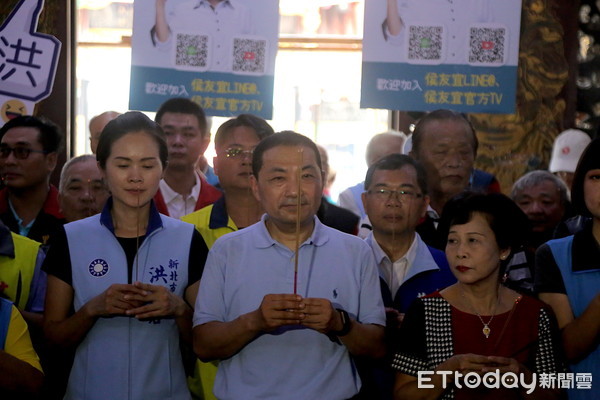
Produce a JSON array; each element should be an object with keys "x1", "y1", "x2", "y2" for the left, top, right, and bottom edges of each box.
[
  {"x1": 358, "y1": 154, "x2": 455, "y2": 399},
  {"x1": 193, "y1": 131, "x2": 385, "y2": 400}
]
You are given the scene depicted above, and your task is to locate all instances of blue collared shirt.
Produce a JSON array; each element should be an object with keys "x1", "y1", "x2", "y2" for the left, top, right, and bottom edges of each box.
[
  {"x1": 8, "y1": 199, "x2": 35, "y2": 237},
  {"x1": 195, "y1": 215, "x2": 385, "y2": 400},
  {"x1": 365, "y1": 231, "x2": 455, "y2": 313}
]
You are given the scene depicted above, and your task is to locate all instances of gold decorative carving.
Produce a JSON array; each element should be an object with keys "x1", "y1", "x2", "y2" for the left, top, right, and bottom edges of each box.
[{"x1": 470, "y1": 0, "x2": 569, "y2": 193}]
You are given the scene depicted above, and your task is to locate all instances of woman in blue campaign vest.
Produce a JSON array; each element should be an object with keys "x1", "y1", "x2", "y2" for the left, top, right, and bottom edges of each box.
[
  {"x1": 43, "y1": 112, "x2": 207, "y2": 400},
  {"x1": 535, "y1": 138, "x2": 600, "y2": 400}
]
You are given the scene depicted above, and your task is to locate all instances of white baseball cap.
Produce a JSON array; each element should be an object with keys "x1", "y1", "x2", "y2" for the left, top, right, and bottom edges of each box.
[{"x1": 549, "y1": 129, "x2": 591, "y2": 173}]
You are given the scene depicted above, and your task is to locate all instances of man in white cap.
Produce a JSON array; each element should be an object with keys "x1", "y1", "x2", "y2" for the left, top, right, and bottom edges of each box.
[{"x1": 549, "y1": 129, "x2": 591, "y2": 192}]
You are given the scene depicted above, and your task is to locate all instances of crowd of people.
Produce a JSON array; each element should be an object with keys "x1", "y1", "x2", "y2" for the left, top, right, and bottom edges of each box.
[{"x1": 0, "y1": 103, "x2": 597, "y2": 400}]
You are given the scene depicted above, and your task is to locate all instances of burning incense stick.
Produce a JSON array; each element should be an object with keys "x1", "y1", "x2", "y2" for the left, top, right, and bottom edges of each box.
[
  {"x1": 293, "y1": 147, "x2": 303, "y2": 294},
  {"x1": 135, "y1": 185, "x2": 140, "y2": 282}
]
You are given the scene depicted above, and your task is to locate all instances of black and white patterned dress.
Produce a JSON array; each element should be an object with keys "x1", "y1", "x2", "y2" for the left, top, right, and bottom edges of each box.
[{"x1": 392, "y1": 293, "x2": 565, "y2": 400}]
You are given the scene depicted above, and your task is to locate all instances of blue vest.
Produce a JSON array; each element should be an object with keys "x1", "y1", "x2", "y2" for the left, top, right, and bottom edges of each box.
[
  {"x1": 64, "y1": 213, "x2": 194, "y2": 400},
  {"x1": 0, "y1": 297, "x2": 12, "y2": 350},
  {"x1": 382, "y1": 246, "x2": 455, "y2": 314},
  {"x1": 548, "y1": 236, "x2": 600, "y2": 400},
  {"x1": 470, "y1": 168, "x2": 495, "y2": 191},
  {"x1": 360, "y1": 240, "x2": 455, "y2": 400}
]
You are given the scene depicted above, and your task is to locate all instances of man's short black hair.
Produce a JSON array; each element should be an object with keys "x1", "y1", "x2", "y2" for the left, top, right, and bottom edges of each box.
[
  {"x1": 364, "y1": 153, "x2": 428, "y2": 195},
  {"x1": 252, "y1": 131, "x2": 322, "y2": 178},
  {"x1": 0, "y1": 115, "x2": 63, "y2": 153},
  {"x1": 215, "y1": 114, "x2": 274, "y2": 149},
  {"x1": 411, "y1": 109, "x2": 478, "y2": 156},
  {"x1": 155, "y1": 98, "x2": 208, "y2": 136}
]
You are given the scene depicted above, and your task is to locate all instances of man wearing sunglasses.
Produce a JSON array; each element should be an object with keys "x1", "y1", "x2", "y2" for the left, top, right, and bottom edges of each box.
[
  {"x1": 0, "y1": 116, "x2": 65, "y2": 246},
  {"x1": 153, "y1": 98, "x2": 222, "y2": 218},
  {"x1": 358, "y1": 154, "x2": 455, "y2": 399}
]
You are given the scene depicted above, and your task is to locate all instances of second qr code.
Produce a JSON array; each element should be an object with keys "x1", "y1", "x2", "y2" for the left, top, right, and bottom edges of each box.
[
  {"x1": 232, "y1": 37, "x2": 267, "y2": 75},
  {"x1": 469, "y1": 27, "x2": 506, "y2": 65}
]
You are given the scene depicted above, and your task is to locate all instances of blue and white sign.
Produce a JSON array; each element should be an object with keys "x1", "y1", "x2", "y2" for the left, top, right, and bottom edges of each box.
[
  {"x1": 361, "y1": 0, "x2": 522, "y2": 114},
  {"x1": 129, "y1": 0, "x2": 279, "y2": 119}
]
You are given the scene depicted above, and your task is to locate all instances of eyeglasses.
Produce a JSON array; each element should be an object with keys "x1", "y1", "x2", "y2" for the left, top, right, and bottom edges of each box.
[
  {"x1": 224, "y1": 147, "x2": 253, "y2": 158},
  {"x1": 367, "y1": 189, "x2": 423, "y2": 202},
  {"x1": 0, "y1": 145, "x2": 49, "y2": 160}
]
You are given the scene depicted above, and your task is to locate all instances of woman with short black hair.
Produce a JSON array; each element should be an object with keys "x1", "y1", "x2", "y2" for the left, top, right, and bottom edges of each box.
[{"x1": 393, "y1": 193, "x2": 564, "y2": 400}]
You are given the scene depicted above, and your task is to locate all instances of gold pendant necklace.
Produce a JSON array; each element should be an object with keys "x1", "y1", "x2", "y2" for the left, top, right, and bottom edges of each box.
[
  {"x1": 461, "y1": 287, "x2": 501, "y2": 339},
  {"x1": 477, "y1": 314, "x2": 494, "y2": 338}
]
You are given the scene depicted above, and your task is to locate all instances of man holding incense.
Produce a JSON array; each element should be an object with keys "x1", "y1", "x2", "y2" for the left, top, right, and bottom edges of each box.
[
  {"x1": 358, "y1": 154, "x2": 456, "y2": 398},
  {"x1": 193, "y1": 131, "x2": 385, "y2": 400},
  {"x1": 182, "y1": 113, "x2": 273, "y2": 400}
]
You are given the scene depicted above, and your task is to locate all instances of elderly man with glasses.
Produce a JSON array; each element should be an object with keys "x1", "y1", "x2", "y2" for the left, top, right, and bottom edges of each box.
[
  {"x1": 0, "y1": 116, "x2": 65, "y2": 245},
  {"x1": 357, "y1": 153, "x2": 455, "y2": 399}
]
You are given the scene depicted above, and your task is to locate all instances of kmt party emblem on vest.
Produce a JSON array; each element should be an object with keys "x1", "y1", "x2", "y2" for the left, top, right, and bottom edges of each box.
[{"x1": 89, "y1": 259, "x2": 109, "y2": 277}]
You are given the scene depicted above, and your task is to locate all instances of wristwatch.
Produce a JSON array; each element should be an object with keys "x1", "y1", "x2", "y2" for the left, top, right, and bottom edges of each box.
[{"x1": 331, "y1": 308, "x2": 352, "y2": 336}]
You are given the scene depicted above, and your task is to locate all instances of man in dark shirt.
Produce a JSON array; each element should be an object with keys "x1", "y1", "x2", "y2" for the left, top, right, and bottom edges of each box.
[
  {"x1": 316, "y1": 144, "x2": 359, "y2": 235},
  {"x1": 0, "y1": 116, "x2": 65, "y2": 246}
]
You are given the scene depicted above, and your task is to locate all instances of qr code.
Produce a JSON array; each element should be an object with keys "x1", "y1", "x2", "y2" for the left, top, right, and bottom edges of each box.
[
  {"x1": 469, "y1": 27, "x2": 506, "y2": 65},
  {"x1": 407, "y1": 25, "x2": 443, "y2": 63},
  {"x1": 232, "y1": 37, "x2": 267, "y2": 75},
  {"x1": 174, "y1": 33, "x2": 209, "y2": 71}
]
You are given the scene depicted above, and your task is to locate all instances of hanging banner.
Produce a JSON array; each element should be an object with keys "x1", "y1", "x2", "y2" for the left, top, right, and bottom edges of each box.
[
  {"x1": 129, "y1": 0, "x2": 279, "y2": 119},
  {"x1": 361, "y1": 0, "x2": 522, "y2": 114},
  {"x1": 0, "y1": 0, "x2": 61, "y2": 127}
]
